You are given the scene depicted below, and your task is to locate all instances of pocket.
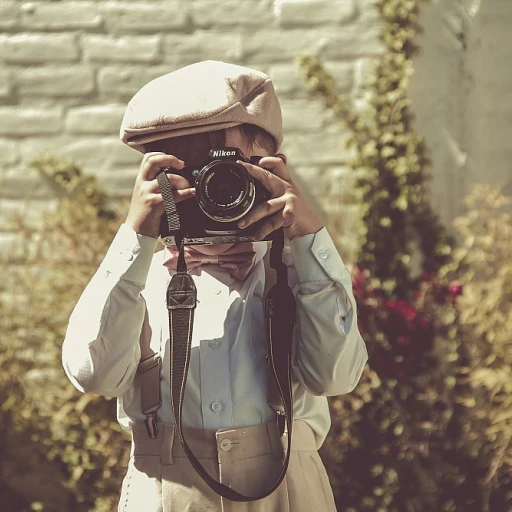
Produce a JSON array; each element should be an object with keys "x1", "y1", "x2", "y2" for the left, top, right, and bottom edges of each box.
[
  {"x1": 118, "y1": 456, "x2": 163, "y2": 512},
  {"x1": 281, "y1": 451, "x2": 337, "y2": 512},
  {"x1": 234, "y1": 452, "x2": 283, "y2": 497}
]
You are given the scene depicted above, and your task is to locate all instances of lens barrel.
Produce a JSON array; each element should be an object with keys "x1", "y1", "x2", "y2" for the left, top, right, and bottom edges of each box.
[{"x1": 195, "y1": 161, "x2": 256, "y2": 222}]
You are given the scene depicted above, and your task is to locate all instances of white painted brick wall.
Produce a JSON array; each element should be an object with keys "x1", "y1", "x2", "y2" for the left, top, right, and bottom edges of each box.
[
  {"x1": 82, "y1": 35, "x2": 162, "y2": 63},
  {"x1": 0, "y1": 69, "x2": 11, "y2": 99},
  {"x1": 0, "y1": 2, "x2": 18, "y2": 31},
  {"x1": 9, "y1": 0, "x2": 508, "y2": 262},
  {"x1": 65, "y1": 105, "x2": 127, "y2": 134},
  {"x1": 162, "y1": 32, "x2": 244, "y2": 64},
  {"x1": 1, "y1": 0, "x2": 506, "y2": 263},
  {"x1": 15, "y1": 67, "x2": 96, "y2": 97},
  {"x1": 0, "y1": 107, "x2": 63, "y2": 135},
  {"x1": 1, "y1": 0, "x2": 384, "y2": 260},
  {"x1": 97, "y1": 65, "x2": 172, "y2": 100},
  {"x1": 101, "y1": 3, "x2": 189, "y2": 33},
  {"x1": 277, "y1": 0, "x2": 357, "y2": 26},
  {"x1": 190, "y1": 0, "x2": 276, "y2": 27},
  {"x1": 0, "y1": 33, "x2": 80, "y2": 63},
  {"x1": 19, "y1": 2, "x2": 104, "y2": 31},
  {"x1": 0, "y1": 139, "x2": 20, "y2": 167}
]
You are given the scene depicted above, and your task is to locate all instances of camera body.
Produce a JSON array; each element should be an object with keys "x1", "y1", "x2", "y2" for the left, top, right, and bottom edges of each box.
[{"x1": 160, "y1": 148, "x2": 275, "y2": 247}]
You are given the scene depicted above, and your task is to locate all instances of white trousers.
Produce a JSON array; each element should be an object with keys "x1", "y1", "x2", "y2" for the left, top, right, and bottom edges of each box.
[{"x1": 118, "y1": 419, "x2": 337, "y2": 512}]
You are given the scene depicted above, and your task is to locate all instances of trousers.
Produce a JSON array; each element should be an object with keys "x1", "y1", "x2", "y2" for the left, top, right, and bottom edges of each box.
[{"x1": 118, "y1": 419, "x2": 337, "y2": 512}]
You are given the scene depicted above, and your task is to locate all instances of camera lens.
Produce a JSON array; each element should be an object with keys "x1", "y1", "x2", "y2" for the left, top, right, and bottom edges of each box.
[
  {"x1": 205, "y1": 165, "x2": 245, "y2": 207},
  {"x1": 195, "y1": 161, "x2": 255, "y2": 222}
]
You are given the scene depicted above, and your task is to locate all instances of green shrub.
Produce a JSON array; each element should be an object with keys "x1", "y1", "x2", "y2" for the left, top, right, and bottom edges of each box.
[
  {"x1": 0, "y1": 156, "x2": 131, "y2": 512},
  {"x1": 298, "y1": 0, "x2": 511, "y2": 510},
  {"x1": 443, "y1": 185, "x2": 512, "y2": 502}
]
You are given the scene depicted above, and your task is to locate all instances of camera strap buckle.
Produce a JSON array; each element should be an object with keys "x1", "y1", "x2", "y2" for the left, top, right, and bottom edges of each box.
[{"x1": 144, "y1": 412, "x2": 158, "y2": 440}]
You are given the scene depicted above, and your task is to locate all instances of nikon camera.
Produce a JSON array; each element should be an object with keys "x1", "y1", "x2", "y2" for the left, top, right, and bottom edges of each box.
[{"x1": 159, "y1": 147, "x2": 275, "y2": 247}]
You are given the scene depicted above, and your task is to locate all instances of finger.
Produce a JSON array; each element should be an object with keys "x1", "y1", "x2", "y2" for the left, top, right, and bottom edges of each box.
[
  {"x1": 141, "y1": 153, "x2": 185, "y2": 181},
  {"x1": 167, "y1": 172, "x2": 193, "y2": 189},
  {"x1": 275, "y1": 153, "x2": 288, "y2": 165},
  {"x1": 236, "y1": 160, "x2": 285, "y2": 196},
  {"x1": 173, "y1": 187, "x2": 196, "y2": 203},
  {"x1": 141, "y1": 151, "x2": 165, "y2": 167},
  {"x1": 146, "y1": 174, "x2": 192, "y2": 193},
  {"x1": 146, "y1": 187, "x2": 195, "y2": 208},
  {"x1": 256, "y1": 155, "x2": 292, "y2": 182},
  {"x1": 251, "y1": 213, "x2": 286, "y2": 241},
  {"x1": 237, "y1": 197, "x2": 285, "y2": 229}
]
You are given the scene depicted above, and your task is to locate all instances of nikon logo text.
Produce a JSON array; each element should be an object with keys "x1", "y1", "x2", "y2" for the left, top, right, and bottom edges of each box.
[{"x1": 212, "y1": 150, "x2": 236, "y2": 157}]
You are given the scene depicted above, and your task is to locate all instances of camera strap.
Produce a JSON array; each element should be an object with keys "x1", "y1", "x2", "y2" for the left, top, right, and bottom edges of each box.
[{"x1": 152, "y1": 170, "x2": 296, "y2": 502}]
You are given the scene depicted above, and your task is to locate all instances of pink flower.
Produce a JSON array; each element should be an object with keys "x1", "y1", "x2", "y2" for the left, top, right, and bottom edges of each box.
[
  {"x1": 396, "y1": 335, "x2": 412, "y2": 347},
  {"x1": 416, "y1": 315, "x2": 432, "y2": 330},
  {"x1": 384, "y1": 300, "x2": 418, "y2": 321},
  {"x1": 449, "y1": 285, "x2": 463, "y2": 297},
  {"x1": 420, "y1": 272, "x2": 434, "y2": 282}
]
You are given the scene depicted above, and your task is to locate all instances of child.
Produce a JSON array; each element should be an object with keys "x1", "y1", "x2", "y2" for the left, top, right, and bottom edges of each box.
[{"x1": 62, "y1": 60, "x2": 368, "y2": 512}]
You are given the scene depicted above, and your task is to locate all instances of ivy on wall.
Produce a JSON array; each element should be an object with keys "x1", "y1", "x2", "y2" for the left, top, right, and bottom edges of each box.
[
  {"x1": 298, "y1": 0, "x2": 511, "y2": 510},
  {"x1": 299, "y1": 0, "x2": 452, "y2": 298}
]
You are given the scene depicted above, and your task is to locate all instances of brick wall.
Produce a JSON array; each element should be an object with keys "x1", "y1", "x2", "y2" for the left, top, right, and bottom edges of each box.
[
  {"x1": 0, "y1": 0, "x2": 383, "y2": 258},
  {"x1": 2, "y1": 0, "x2": 508, "y2": 260}
]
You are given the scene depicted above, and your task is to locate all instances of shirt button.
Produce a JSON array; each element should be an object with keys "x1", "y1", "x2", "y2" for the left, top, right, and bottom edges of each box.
[
  {"x1": 211, "y1": 401, "x2": 222, "y2": 414},
  {"x1": 318, "y1": 249, "x2": 329, "y2": 259},
  {"x1": 219, "y1": 438, "x2": 233, "y2": 452},
  {"x1": 214, "y1": 289, "x2": 222, "y2": 295},
  {"x1": 208, "y1": 340, "x2": 220, "y2": 350}
]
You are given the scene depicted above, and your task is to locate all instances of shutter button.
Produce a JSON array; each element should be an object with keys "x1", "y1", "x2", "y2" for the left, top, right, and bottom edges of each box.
[{"x1": 219, "y1": 438, "x2": 233, "y2": 452}]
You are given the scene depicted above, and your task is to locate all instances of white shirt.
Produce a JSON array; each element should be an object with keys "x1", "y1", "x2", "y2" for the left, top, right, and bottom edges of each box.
[{"x1": 62, "y1": 224, "x2": 368, "y2": 448}]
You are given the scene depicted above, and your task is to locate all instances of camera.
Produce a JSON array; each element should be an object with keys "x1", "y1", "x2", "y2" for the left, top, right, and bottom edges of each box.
[{"x1": 159, "y1": 147, "x2": 275, "y2": 247}]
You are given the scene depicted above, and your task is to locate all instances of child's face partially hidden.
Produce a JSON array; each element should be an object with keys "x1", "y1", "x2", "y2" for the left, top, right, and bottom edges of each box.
[{"x1": 190, "y1": 127, "x2": 272, "y2": 256}]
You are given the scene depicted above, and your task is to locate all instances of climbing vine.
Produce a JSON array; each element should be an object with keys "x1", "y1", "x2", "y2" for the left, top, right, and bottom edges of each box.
[{"x1": 298, "y1": 1, "x2": 510, "y2": 510}]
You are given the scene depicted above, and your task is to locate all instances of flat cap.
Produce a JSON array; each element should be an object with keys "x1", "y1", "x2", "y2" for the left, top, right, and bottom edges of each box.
[{"x1": 120, "y1": 60, "x2": 283, "y2": 153}]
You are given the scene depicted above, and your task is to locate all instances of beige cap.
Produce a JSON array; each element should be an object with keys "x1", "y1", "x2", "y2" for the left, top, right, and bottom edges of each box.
[{"x1": 120, "y1": 60, "x2": 283, "y2": 153}]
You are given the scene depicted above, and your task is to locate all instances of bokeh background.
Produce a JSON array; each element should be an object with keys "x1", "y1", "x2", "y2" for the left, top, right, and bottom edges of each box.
[{"x1": 1, "y1": 0, "x2": 511, "y2": 511}]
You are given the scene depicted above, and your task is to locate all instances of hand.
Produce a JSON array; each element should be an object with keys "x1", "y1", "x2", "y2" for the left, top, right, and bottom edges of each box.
[
  {"x1": 125, "y1": 152, "x2": 196, "y2": 238},
  {"x1": 236, "y1": 156, "x2": 323, "y2": 241}
]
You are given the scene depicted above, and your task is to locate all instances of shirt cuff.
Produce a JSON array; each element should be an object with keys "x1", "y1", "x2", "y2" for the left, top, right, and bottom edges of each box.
[
  {"x1": 289, "y1": 227, "x2": 352, "y2": 287},
  {"x1": 100, "y1": 224, "x2": 159, "y2": 284}
]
